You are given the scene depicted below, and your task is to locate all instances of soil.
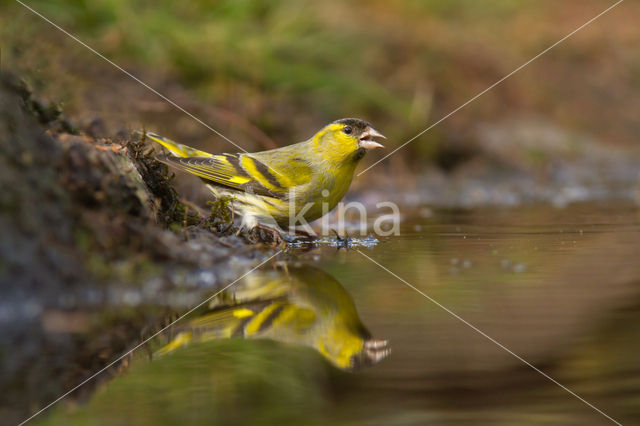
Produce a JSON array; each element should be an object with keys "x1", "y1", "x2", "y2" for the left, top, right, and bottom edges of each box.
[{"x1": 0, "y1": 72, "x2": 273, "y2": 424}]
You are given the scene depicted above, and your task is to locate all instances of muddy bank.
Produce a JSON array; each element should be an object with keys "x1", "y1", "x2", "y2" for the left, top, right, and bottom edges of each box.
[{"x1": 0, "y1": 73, "x2": 271, "y2": 423}]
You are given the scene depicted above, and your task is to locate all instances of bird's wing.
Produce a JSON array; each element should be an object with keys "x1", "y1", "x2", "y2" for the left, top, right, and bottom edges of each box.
[
  {"x1": 159, "y1": 152, "x2": 304, "y2": 199},
  {"x1": 250, "y1": 147, "x2": 314, "y2": 188},
  {"x1": 148, "y1": 131, "x2": 314, "y2": 198}
]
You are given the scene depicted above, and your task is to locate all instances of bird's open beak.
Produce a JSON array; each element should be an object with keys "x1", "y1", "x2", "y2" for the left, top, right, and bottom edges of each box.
[{"x1": 358, "y1": 127, "x2": 385, "y2": 150}]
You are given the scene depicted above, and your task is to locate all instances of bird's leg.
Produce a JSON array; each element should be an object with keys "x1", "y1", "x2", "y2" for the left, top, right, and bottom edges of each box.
[
  {"x1": 331, "y1": 229, "x2": 352, "y2": 250},
  {"x1": 283, "y1": 226, "x2": 317, "y2": 241},
  {"x1": 251, "y1": 224, "x2": 284, "y2": 246}
]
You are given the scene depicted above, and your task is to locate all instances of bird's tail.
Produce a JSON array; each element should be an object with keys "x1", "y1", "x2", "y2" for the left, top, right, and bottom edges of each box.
[
  {"x1": 154, "y1": 331, "x2": 193, "y2": 357},
  {"x1": 145, "y1": 131, "x2": 213, "y2": 158}
]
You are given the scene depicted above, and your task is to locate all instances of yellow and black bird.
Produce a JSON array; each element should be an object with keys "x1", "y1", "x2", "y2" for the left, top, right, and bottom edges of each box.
[
  {"x1": 155, "y1": 264, "x2": 390, "y2": 370},
  {"x1": 146, "y1": 119, "x2": 384, "y2": 234}
]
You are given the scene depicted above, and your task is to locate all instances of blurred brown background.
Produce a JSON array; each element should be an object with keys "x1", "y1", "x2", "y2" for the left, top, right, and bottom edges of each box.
[{"x1": 2, "y1": 0, "x2": 638, "y2": 206}]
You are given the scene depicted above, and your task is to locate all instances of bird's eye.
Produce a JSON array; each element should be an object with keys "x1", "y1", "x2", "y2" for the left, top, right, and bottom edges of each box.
[{"x1": 343, "y1": 126, "x2": 353, "y2": 135}]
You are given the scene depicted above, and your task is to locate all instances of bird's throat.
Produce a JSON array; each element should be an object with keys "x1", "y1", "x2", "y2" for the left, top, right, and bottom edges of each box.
[{"x1": 353, "y1": 148, "x2": 366, "y2": 162}]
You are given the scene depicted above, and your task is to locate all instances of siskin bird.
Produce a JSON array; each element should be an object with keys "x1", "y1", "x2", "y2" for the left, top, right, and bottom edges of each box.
[
  {"x1": 155, "y1": 264, "x2": 391, "y2": 370},
  {"x1": 145, "y1": 118, "x2": 384, "y2": 234}
]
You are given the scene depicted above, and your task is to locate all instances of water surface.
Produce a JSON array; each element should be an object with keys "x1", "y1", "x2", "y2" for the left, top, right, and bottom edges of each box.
[
  {"x1": 43, "y1": 202, "x2": 640, "y2": 425},
  {"x1": 308, "y1": 202, "x2": 640, "y2": 424}
]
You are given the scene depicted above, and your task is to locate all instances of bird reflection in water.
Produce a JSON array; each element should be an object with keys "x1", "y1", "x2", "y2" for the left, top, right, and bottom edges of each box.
[{"x1": 156, "y1": 263, "x2": 390, "y2": 370}]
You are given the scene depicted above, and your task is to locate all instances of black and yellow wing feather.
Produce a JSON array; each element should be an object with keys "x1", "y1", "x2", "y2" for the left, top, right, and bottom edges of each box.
[
  {"x1": 146, "y1": 131, "x2": 313, "y2": 200},
  {"x1": 159, "y1": 154, "x2": 286, "y2": 199}
]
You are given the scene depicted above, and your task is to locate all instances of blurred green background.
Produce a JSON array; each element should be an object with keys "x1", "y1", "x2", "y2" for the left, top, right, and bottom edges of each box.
[{"x1": 2, "y1": 0, "x2": 638, "y2": 181}]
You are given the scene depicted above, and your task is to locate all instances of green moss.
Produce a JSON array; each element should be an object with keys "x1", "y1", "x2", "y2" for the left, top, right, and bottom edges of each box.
[
  {"x1": 203, "y1": 196, "x2": 235, "y2": 233},
  {"x1": 209, "y1": 196, "x2": 234, "y2": 222}
]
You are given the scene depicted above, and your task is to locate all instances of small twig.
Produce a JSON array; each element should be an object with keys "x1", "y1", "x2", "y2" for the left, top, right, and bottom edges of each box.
[{"x1": 217, "y1": 239, "x2": 235, "y2": 249}]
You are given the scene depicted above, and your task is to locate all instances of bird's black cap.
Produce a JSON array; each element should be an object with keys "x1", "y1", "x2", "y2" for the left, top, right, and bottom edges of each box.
[{"x1": 333, "y1": 118, "x2": 372, "y2": 133}]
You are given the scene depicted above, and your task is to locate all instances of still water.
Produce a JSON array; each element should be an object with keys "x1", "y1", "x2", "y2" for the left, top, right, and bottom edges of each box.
[{"x1": 42, "y1": 202, "x2": 640, "y2": 425}]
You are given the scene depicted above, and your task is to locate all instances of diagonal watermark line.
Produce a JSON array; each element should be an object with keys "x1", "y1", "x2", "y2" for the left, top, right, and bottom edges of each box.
[
  {"x1": 15, "y1": 0, "x2": 248, "y2": 153},
  {"x1": 358, "y1": 0, "x2": 624, "y2": 176},
  {"x1": 19, "y1": 250, "x2": 282, "y2": 425},
  {"x1": 357, "y1": 250, "x2": 622, "y2": 425}
]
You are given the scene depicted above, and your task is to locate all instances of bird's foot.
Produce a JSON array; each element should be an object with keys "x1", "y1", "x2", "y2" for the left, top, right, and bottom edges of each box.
[
  {"x1": 250, "y1": 224, "x2": 285, "y2": 246},
  {"x1": 282, "y1": 227, "x2": 318, "y2": 242},
  {"x1": 331, "y1": 229, "x2": 352, "y2": 250}
]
